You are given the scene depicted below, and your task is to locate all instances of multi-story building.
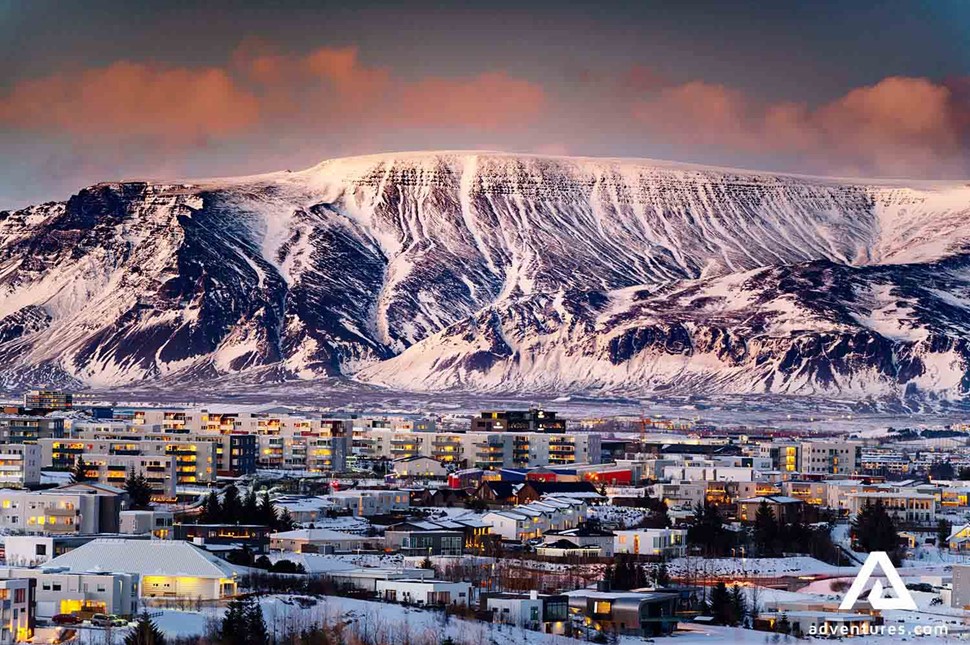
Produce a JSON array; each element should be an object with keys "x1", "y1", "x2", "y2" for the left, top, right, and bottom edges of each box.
[
  {"x1": 24, "y1": 389, "x2": 73, "y2": 410},
  {"x1": 613, "y1": 528, "x2": 687, "y2": 557},
  {"x1": 798, "y1": 441, "x2": 862, "y2": 475},
  {"x1": 353, "y1": 429, "x2": 600, "y2": 470},
  {"x1": 77, "y1": 454, "x2": 178, "y2": 499},
  {"x1": 326, "y1": 490, "x2": 410, "y2": 517},
  {"x1": 0, "y1": 577, "x2": 33, "y2": 643},
  {"x1": 0, "y1": 416, "x2": 64, "y2": 444},
  {"x1": 0, "y1": 483, "x2": 124, "y2": 534},
  {"x1": 845, "y1": 491, "x2": 936, "y2": 525},
  {"x1": 0, "y1": 445, "x2": 41, "y2": 489},
  {"x1": 0, "y1": 567, "x2": 137, "y2": 621},
  {"x1": 757, "y1": 441, "x2": 799, "y2": 473},
  {"x1": 41, "y1": 437, "x2": 216, "y2": 487},
  {"x1": 472, "y1": 409, "x2": 566, "y2": 434},
  {"x1": 256, "y1": 418, "x2": 350, "y2": 472}
]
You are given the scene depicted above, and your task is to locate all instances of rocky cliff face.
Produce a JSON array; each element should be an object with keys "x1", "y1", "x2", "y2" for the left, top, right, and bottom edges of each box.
[{"x1": 1, "y1": 152, "x2": 969, "y2": 402}]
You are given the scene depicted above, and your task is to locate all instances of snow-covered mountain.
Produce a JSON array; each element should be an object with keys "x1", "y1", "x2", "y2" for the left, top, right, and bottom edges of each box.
[{"x1": 1, "y1": 151, "x2": 969, "y2": 402}]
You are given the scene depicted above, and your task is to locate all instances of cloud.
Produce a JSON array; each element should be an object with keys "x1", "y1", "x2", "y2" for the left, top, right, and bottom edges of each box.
[
  {"x1": 394, "y1": 72, "x2": 545, "y2": 129},
  {"x1": 0, "y1": 62, "x2": 260, "y2": 140},
  {"x1": 632, "y1": 76, "x2": 970, "y2": 176},
  {"x1": 0, "y1": 43, "x2": 545, "y2": 148}
]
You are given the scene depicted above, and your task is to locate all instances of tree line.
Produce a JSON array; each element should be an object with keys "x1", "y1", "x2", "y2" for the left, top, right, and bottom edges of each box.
[{"x1": 198, "y1": 484, "x2": 295, "y2": 531}]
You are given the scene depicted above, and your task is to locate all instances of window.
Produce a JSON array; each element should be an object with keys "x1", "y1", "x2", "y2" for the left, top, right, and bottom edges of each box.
[{"x1": 36, "y1": 544, "x2": 46, "y2": 556}]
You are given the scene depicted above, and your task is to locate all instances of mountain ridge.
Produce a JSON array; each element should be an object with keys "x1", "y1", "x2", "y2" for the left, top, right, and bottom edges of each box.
[{"x1": 1, "y1": 151, "x2": 969, "y2": 402}]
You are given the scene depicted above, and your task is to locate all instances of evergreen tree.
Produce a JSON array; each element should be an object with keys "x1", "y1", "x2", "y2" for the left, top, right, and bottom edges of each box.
[
  {"x1": 124, "y1": 611, "x2": 166, "y2": 645},
  {"x1": 632, "y1": 493, "x2": 671, "y2": 529},
  {"x1": 776, "y1": 613, "x2": 791, "y2": 635},
  {"x1": 753, "y1": 501, "x2": 778, "y2": 556},
  {"x1": 69, "y1": 456, "x2": 91, "y2": 484},
  {"x1": 200, "y1": 490, "x2": 221, "y2": 523},
  {"x1": 244, "y1": 596, "x2": 269, "y2": 645},
  {"x1": 930, "y1": 460, "x2": 955, "y2": 481},
  {"x1": 221, "y1": 596, "x2": 268, "y2": 645},
  {"x1": 937, "y1": 518, "x2": 953, "y2": 549},
  {"x1": 653, "y1": 561, "x2": 671, "y2": 587},
  {"x1": 688, "y1": 502, "x2": 729, "y2": 556},
  {"x1": 257, "y1": 491, "x2": 278, "y2": 527},
  {"x1": 124, "y1": 468, "x2": 153, "y2": 509},
  {"x1": 851, "y1": 500, "x2": 902, "y2": 562},
  {"x1": 243, "y1": 487, "x2": 259, "y2": 519},
  {"x1": 729, "y1": 584, "x2": 747, "y2": 626},
  {"x1": 609, "y1": 554, "x2": 647, "y2": 590},
  {"x1": 276, "y1": 506, "x2": 296, "y2": 531},
  {"x1": 709, "y1": 582, "x2": 733, "y2": 625},
  {"x1": 221, "y1": 484, "x2": 243, "y2": 524}
]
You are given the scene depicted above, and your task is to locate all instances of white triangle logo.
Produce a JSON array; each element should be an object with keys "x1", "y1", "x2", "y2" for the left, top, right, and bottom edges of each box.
[{"x1": 839, "y1": 551, "x2": 917, "y2": 611}]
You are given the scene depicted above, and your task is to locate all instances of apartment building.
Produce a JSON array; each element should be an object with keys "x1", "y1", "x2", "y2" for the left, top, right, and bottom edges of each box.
[
  {"x1": 757, "y1": 440, "x2": 862, "y2": 475},
  {"x1": 0, "y1": 416, "x2": 64, "y2": 443},
  {"x1": 0, "y1": 483, "x2": 124, "y2": 534},
  {"x1": 255, "y1": 418, "x2": 350, "y2": 472},
  {"x1": 41, "y1": 437, "x2": 216, "y2": 487},
  {"x1": 471, "y1": 409, "x2": 566, "y2": 433},
  {"x1": 24, "y1": 389, "x2": 73, "y2": 410},
  {"x1": 798, "y1": 441, "x2": 862, "y2": 475},
  {"x1": 0, "y1": 445, "x2": 40, "y2": 489},
  {"x1": 80, "y1": 454, "x2": 177, "y2": 498},
  {"x1": 757, "y1": 442, "x2": 800, "y2": 473},
  {"x1": 351, "y1": 429, "x2": 600, "y2": 470},
  {"x1": 0, "y1": 577, "x2": 33, "y2": 643},
  {"x1": 846, "y1": 491, "x2": 936, "y2": 525}
]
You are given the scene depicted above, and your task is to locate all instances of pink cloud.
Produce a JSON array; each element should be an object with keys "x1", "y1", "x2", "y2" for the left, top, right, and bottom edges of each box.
[
  {"x1": 0, "y1": 62, "x2": 260, "y2": 140},
  {"x1": 632, "y1": 75, "x2": 970, "y2": 176}
]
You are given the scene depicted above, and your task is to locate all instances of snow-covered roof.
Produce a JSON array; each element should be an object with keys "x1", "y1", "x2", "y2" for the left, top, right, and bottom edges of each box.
[
  {"x1": 270, "y1": 528, "x2": 365, "y2": 542},
  {"x1": 44, "y1": 538, "x2": 241, "y2": 578},
  {"x1": 739, "y1": 495, "x2": 802, "y2": 504}
]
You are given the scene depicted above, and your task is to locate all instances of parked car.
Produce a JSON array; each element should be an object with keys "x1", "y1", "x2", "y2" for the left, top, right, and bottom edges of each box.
[
  {"x1": 91, "y1": 614, "x2": 111, "y2": 627},
  {"x1": 110, "y1": 616, "x2": 128, "y2": 627},
  {"x1": 51, "y1": 614, "x2": 81, "y2": 625}
]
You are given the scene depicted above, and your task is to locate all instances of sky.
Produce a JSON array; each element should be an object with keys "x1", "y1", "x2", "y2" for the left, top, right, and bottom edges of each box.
[{"x1": 1, "y1": 0, "x2": 969, "y2": 209}]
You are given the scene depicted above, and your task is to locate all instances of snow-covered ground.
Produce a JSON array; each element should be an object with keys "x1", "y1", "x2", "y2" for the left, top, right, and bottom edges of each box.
[{"x1": 666, "y1": 556, "x2": 855, "y2": 578}]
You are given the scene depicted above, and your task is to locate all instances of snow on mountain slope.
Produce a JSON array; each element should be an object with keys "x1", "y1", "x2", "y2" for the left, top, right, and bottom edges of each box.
[
  {"x1": 358, "y1": 258, "x2": 970, "y2": 398},
  {"x1": 0, "y1": 151, "x2": 969, "y2": 400}
]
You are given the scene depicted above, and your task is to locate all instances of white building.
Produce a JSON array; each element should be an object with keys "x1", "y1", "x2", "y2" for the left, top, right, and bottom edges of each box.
[
  {"x1": 270, "y1": 528, "x2": 376, "y2": 553},
  {"x1": 0, "y1": 444, "x2": 40, "y2": 489},
  {"x1": 392, "y1": 456, "x2": 449, "y2": 478},
  {"x1": 614, "y1": 528, "x2": 687, "y2": 557},
  {"x1": 120, "y1": 510, "x2": 174, "y2": 539},
  {"x1": 0, "y1": 567, "x2": 138, "y2": 621},
  {"x1": 2, "y1": 535, "x2": 98, "y2": 567},
  {"x1": 375, "y1": 579, "x2": 472, "y2": 605},
  {"x1": 0, "y1": 577, "x2": 32, "y2": 643},
  {"x1": 845, "y1": 491, "x2": 936, "y2": 524},
  {"x1": 327, "y1": 567, "x2": 434, "y2": 592},
  {"x1": 799, "y1": 441, "x2": 862, "y2": 475},
  {"x1": 326, "y1": 490, "x2": 410, "y2": 517},
  {"x1": 43, "y1": 538, "x2": 240, "y2": 599},
  {"x1": 0, "y1": 483, "x2": 124, "y2": 534},
  {"x1": 483, "y1": 496, "x2": 588, "y2": 542},
  {"x1": 487, "y1": 592, "x2": 545, "y2": 629},
  {"x1": 79, "y1": 453, "x2": 178, "y2": 498}
]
